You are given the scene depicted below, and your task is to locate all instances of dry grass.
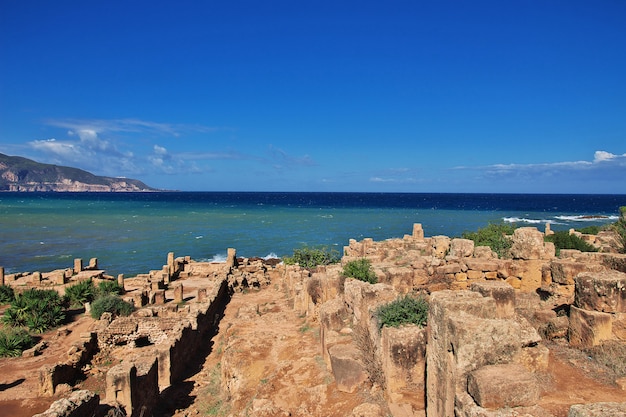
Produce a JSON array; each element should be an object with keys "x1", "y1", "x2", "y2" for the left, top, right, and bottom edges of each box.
[{"x1": 585, "y1": 340, "x2": 626, "y2": 378}]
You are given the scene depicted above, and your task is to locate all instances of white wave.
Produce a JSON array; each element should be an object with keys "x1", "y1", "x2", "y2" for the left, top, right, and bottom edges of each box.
[
  {"x1": 198, "y1": 253, "x2": 227, "y2": 263},
  {"x1": 503, "y1": 217, "x2": 544, "y2": 224},
  {"x1": 195, "y1": 235, "x2": 204, "y2": 239},
  {"x1": 554, "y1": 215, "x2": 618, "y2": 222},
  {"x1": 263, "y1": 252, "x2": 280, "y2": 260}
]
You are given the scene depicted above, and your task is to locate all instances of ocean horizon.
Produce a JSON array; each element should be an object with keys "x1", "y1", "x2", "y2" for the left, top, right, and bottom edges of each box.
[{"x1": 1, "y1": 191, "x2": 624, "y2": 277}]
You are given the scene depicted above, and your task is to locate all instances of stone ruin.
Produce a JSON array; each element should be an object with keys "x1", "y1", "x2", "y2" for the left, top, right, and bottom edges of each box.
[{"x1": 3, "y1": 223, "x2": 624, "y2": 417}]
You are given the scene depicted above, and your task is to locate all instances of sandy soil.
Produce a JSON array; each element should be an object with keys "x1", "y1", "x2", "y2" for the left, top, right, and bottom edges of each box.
[{"x1": 0, "y1": 311, "x2": 97, "y2": 417}]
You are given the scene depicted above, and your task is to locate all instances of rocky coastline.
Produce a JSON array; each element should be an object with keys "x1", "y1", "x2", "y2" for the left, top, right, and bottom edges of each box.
[{"x1": 1, "y1": 223, "x2": 625, "y2": 417}]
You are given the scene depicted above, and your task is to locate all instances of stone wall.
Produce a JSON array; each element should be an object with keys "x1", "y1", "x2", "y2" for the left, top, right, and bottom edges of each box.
[{"x1": 38, "y1": 332, "x2": 98, "y2": 396}]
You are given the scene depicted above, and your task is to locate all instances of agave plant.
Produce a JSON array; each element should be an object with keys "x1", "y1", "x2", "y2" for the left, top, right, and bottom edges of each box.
[
  {"x1": 64, "y1": 279, "x2": 96, "y2": 307},
  {"x1": 0, "y1": 285, "x2": 15, "y2": 304},
  {"x1": 0, "y1": 327, "x2": 33, "y2": 357}
]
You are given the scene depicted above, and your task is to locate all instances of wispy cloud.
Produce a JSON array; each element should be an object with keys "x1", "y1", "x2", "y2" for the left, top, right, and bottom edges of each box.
[
  {"x1": 453, "y1": 150, "x2": 626, "y2": 189},
  {"x1": 267, "y1": 145, "x2": 316, "y2": 170},
  {"x1": 26, "y1": 118, "x2": 230, "y2": 177},
  {"x1": 369, "y1": 167, "x2": 423, "y2": 184},
  {"x1": 459, "y1": 150, "x2": 626, "y2": 174}
]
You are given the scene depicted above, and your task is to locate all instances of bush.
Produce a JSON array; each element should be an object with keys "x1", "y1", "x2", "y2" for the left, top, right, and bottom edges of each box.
[
  {"x1": 376, "y1": 295, "x2": 428, "y2": 329},
  {"x1": 90, "y1": 295, "x2": 133, "y2": 319},
  {"x1": 97, "y1": 280, "x2": 124, "y2": 296},
  {"x1": 0, "y1": 327, "x2": 34, "y2": 357},
  {"x1": 64, "y1": 279, "x2": 96, "y2": 307},
  {"x1": 545, "y1": 230, "x2": 598, "y2": 255},
  {"x1": 0, "y1": 285, "x2": 15, "y2": 304},
  {"x1": 462, "y1": 222, "x2": 516, "y2": 259},
  {"x1": 342, "y1": 258, "x2": 377, "y2": 284},
  {"x1": 283, "y1": 245, "x2": 340, "y2": 269},
  {"x1": 2, "y1": 288, "x2": 65, "y2": 333}
]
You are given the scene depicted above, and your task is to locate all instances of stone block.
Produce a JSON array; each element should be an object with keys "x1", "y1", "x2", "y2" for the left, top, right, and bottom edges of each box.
[
  {"x1": 328, "y1": 343, "x2": 368, "y2": 393},
  {"x1": 470, "y1": 280, "x2": 515, "y2": 319},
  {"x1": 569, "y1": 306, "x2": 612, "y2": 348},
  {"x1": 32, "y1": 390, "x2": 99, "y2": 417},
  {"x1": 431, "y1": 236, "x2": 451, "y2": 259},
  {"x1": 437, "y1": 264, "x2": 462, "y2": 275},
  {"x1": 450, "y1": 238, "x2": 474, "y2": 258},
  {"x1": 568, "y1": 402, "x2": 626, "y2": 417},
  {"x1": 173, "y1": 284, "x2": 184, "y2": 303},
  {"x1": 381, "y1": 325, "x2": 426, "y2": 408},
  {"x1": 510, "y1": 227, "x2": 545, "y2": 260},
  {"x1": 412, "y1": 223, "x2": 424, "y2": 240},
  {"x1": 468, "y1": 364, "x2": 539, "y2": 409},
  {"x1": 474, "y1": 246, "x2": 497, "y2": 259},
  {"x1": 574, "y1": 271, "x2": 626, "y2": 313},
  {"x1": 467, "y1": 270, "x2": 484, "y2": 280},
  {"x1": 465, "y1": 259, "x2": 499, "y2": 272},
  {"x1": 515, "y1": 344, "x2": 549, "y2": 372},
  {"x1": 551, "y1": 260, "x2": 601, "y2": 286},
  {"x1": 73, "y1": 258, "x2": 82, "y2": 274}
]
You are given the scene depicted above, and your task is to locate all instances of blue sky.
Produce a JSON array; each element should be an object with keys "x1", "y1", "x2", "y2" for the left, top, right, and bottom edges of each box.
[{"x1": 1, "y1": 1, "x2": 625, "y2": 193}]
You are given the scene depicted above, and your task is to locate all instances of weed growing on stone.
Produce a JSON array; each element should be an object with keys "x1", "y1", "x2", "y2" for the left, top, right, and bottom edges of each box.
[
  {"x1": 283, "y1": 245, "x2": 340, "y2": 269},
  {"x1": 342, "y1": 258, "x2": 377, "y2": 284},
  {"x1": 375, "y1": 295, "x2": 428, "y2": 329}
]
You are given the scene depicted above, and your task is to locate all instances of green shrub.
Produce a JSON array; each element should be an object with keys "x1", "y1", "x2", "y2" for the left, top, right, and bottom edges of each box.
[
  {"x1": 90, "y1": 295, "x2": 133, "y2": 319},
  {"x1": 0, "y1": 327, "x2": 34, "y2": 357},
  {"x1": 576, "y1": 225, "x2": 601, "y2": 235},
  {"x1": 545, "y1": 230, "x2": 598, "y2": 255},
  {"x1": 342, "y1": 258, "x2": 377, "y2": 284},
  {"x1": 283, "y1": 245, "x2": 340, "y2": 269},
  {"x1": 0, "y1": 285, "x2": 15, "y2": 304},
  {"x1": 376, "y1": 295, "x2": 428, "y2": 329},
  {"x1": 462, "y1": 222, "x2": 516, "y2": 259},
  {"x1": 2, "y1": 288, "x2": 65, "y2": 333},
  {"x1": 97, "y1": 280, "x2": 124, "y2": 296},
  {"x1": 64, "y1": 279, "x2": 96, "y2": 307}
]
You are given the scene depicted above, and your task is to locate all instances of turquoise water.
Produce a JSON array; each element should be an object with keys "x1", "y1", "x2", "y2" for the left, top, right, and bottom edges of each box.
[{"x1": 0, "y1": 192, "x2": 623, "y2": 276}]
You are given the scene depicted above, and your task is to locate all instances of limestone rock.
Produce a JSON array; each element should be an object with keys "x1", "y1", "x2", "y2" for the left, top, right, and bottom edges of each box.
[
  {"x1": 569, "y1": 306, "x2": 613, "y2": 348},
  {"x1": 470, "y1": 281, "x2": 515, "y2": 319},
  {"x1": 510, "y1": 227, "x2": 546, "y2": 260},
  {"x1": 467, "y1": 364, "x2": 539, "y2": 409},
  {"x1": 328, "y1": 343, "x2": 369, "y2": 393},
  {"x1": 574, "y1": 271, "x2": 626, "y2": 313},
  {"x1": 568, "y1": 402, "x2": 626, "y2": 417},
  {"x1": 450, "y1": 238, "x2": 475, "y2": 258}
]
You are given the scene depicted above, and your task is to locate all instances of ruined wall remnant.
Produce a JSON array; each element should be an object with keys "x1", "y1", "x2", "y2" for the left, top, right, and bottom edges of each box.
[
  {"x1": 32, "y1": 390, "x2": 99, "y2": 417},
  {"x1": 569, "y1": 270, "x2": 626, "y2": 347}
]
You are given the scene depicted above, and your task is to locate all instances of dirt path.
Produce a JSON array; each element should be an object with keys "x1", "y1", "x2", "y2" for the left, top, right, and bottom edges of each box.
[
  {"x1": 160, "y1": 285, "x2": 375, "y2": 417},
  {"x1": 539, "y1": 344, "x2": 626, "y2": 417}
]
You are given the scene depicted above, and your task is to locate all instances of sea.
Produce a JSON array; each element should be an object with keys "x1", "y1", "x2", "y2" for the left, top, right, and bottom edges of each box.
[{"x1": 0, "y1": 192, "x2": 624, "y2": 277}]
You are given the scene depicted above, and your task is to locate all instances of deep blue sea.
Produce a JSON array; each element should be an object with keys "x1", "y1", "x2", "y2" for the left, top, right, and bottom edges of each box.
[{"x1": 1, "y1": 192, "x2": 624, "y2": 277}]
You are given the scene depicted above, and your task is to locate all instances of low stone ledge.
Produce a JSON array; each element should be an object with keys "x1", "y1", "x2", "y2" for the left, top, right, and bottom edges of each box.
[
  {"x1": 32, "y1": 390, "x2": 99, "y2": 417},
  {"x1": 568, "y1": 402, "x2": 626, "y2": 417}
]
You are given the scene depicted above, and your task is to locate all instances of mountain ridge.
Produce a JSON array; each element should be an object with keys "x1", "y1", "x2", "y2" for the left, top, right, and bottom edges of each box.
[{"x1": 0, "y1": 153, "x2": 157, "y2": 192}]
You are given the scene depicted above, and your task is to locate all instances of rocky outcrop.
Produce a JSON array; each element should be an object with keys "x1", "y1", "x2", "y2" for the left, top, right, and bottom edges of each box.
[{"x1": 0, "y1": 152, "x2": 156, "y2": 191}]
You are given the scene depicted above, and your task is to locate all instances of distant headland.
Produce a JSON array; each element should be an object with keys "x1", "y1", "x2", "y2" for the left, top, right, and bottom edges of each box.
[{"x1": 0, "y1": 153, "x2": 157, "y2": 192}]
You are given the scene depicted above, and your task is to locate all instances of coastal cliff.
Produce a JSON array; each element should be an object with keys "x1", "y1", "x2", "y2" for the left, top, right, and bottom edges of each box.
[{"x1": 0, "y1": 153, "x2": 156, "y2": 192}]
